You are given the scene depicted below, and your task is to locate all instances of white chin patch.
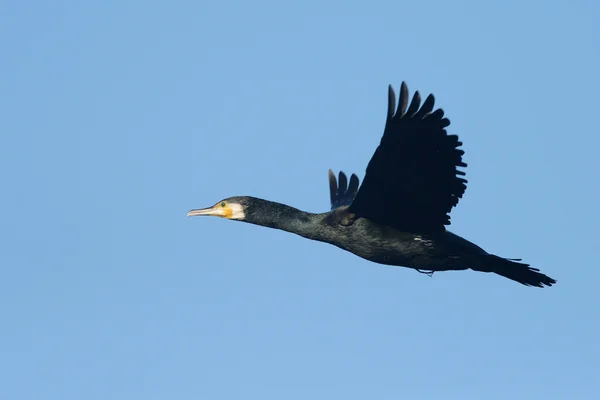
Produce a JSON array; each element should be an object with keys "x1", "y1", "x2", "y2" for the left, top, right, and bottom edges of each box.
[{"x1": 229, "y1": 203, "x2": 245, "y2": 220}]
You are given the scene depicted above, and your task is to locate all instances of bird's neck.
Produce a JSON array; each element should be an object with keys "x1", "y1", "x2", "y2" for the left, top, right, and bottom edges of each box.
[{"x1": 243, "y1": 199, "x2": 322, "y2": 240}]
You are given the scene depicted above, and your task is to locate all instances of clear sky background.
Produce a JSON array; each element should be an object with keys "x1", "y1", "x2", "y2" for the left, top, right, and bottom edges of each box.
[{"x1": 2, "y1": 1, "x2": 599, "y2": 399}]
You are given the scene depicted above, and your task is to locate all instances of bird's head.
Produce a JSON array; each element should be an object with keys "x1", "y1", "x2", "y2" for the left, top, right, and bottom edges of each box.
[{"x1": 187, "y1": 196, "x2": 248, "y2": 220}]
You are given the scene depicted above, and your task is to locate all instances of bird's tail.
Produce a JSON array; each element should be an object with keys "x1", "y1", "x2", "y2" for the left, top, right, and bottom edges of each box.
[{"x1": 476, "y1": 255, "x2": 556, "y2": 288}]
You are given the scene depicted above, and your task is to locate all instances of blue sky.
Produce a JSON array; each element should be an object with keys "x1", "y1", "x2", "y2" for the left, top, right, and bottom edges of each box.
[{"x1": 2, "y1": 1, "x2": 599, "y2": 399}]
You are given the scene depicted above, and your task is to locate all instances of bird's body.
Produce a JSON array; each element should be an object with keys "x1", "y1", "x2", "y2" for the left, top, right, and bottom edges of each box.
[{"x1": 189, "y1": 82, "x2": 556, "y2": 288}]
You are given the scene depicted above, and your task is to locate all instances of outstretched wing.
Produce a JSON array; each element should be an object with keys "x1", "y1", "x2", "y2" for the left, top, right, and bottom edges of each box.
[
  {"x1": 348, "y1": 82, "x2": 467, "y2": 233},
  {"x1": 328, "y1": 170, "x2": 360, "y2": 210}
]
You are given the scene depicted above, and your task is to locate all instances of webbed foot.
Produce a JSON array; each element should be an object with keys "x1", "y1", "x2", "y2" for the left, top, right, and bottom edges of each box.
[{"x1": 416, "y1": 269, "x2": 435, "y2": 277}]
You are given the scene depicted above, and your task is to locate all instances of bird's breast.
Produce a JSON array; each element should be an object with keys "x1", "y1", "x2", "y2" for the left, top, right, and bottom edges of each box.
[{"x1": 323, "y1": 218, "x2": 420, "y2": 266}]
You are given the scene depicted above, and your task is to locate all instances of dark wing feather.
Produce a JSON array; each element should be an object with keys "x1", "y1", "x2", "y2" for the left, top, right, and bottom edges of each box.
[
  {"x1": 329, "y1": 169, "x2": 360, "y2": 210},
  {"x1": 348, "y1": 82, "x2": 467, "y2": 233}
]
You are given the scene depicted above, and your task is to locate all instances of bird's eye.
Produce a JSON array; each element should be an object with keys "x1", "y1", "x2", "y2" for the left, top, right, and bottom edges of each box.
[{"x1": 220, "y1": 202, "x2": 226, "y2": 207}]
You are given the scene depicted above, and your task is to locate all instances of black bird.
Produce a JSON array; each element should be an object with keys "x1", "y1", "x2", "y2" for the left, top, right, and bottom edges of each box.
[{"x1": 188, "y1": 82, "x2": 556, "y2": 288}]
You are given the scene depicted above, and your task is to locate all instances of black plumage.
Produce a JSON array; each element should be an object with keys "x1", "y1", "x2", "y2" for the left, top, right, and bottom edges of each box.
[{"x1": 188, "y1": 82, "x2": 556, "y2": 288}]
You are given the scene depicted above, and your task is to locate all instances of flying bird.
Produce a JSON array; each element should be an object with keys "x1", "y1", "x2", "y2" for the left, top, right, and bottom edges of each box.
[{"x1": 188, "y1": 82, "x2": 556, "y2": 287}]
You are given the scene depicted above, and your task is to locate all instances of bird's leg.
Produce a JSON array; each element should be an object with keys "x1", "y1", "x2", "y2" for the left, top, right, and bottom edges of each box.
[{"x1": 416, "y1": 269, "x2": 435, "y2": 277}]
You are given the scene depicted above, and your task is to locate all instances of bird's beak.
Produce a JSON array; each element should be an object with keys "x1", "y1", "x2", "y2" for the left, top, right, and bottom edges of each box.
[{"x1": 187, "y1": 205, "x2": 232, "y2": 218}]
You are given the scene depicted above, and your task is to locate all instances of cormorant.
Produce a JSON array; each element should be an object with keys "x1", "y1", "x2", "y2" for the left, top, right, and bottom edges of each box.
[{"x1": 188, "y1": 82, "x2": 556, "y2": 287}]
